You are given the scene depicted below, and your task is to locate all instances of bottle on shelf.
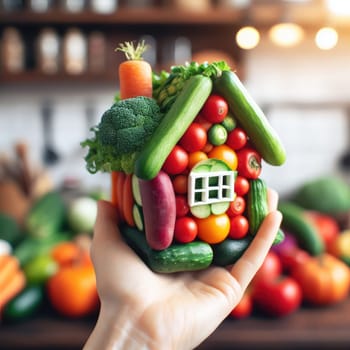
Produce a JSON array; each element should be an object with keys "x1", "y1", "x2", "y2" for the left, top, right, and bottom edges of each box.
[
  {"x1": 63, "y1": 28, "x2": 87, "y2": 74},
  {"x1": 1, "y1": 27, "x2": 25, "y2": 73},
  {"x1": 36, "y1": 28, "x2": 60, "y2": 74}
]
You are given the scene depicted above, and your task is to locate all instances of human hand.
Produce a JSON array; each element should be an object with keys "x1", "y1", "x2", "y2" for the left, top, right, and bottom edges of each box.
[{"x1": 84, "y1": 190, "x2": 282, "y2": 350}]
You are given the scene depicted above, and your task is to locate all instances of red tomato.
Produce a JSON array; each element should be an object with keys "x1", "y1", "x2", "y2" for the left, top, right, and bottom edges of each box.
[
  {"x1": 229, "y1": 292, "x2": 253, "y2": 319},
  {"x1": 174, "y1": 217, "x2": 198, "y2": 243},
  {"x1": 252, "y1": 276, "x2": 302, "y2": 317},
  {"x1": 179, "y1": 123, "x2": 207, "y2": 153},
  {"x1": 201, "y1": 95, "x2": 228, "y2": 123},
  {"x1": 226, "y1": 127, "x2": 248, "y2": 150},
  {"x1": 194, "y1": 113, "x2": 212, "y2": 131},
  {"x1": 234, "y1": 176, "x2": 250, "y2": 196},
  {"x1": 252, "y1": 251, "x2": 282, "y2": 286},
  {"x1": 172, "y1": 175, "x2": 188, "y2": 194},
  {"x1": 278, "y1": 247, "x2": 311, "y2": 273},
  {"x1": 236, "y1": 148, "x2": 262, "y2": 179},
  {"x1": 175, "y1": 195, "x2": 189, "y2": 217},
  {"x1": 305, "y1": 211, "x2": 340, "y2": 248},
  {"x1": 228, "y1": 215, "x2": 249, "y2": 239},
  {"x1": 162, "y1": 145, "x2": 189, "y2": 175},
  {"x1": 227, "y1": 196, "x2": 246, "y2": 217}
]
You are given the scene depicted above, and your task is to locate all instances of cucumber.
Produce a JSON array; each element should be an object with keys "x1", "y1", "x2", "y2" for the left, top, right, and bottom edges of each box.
[
  {"x1": 121, "y1": 225, "x2": 213, "y2": 273},
  {"x1": 278, "y1": 201, "x2": 325, "y2": 256},
  {"x1": 132, "y1": 204, "x2": 144, "y2": 231},
  {"x1": 25, "y1": 191, "x2": 66, "y2": 239},
  {"x1": 0, "y1": 213, "x2": 22, "y2": 247},
  {"x1": 3, "y1": 285, "x2": 44, "y2": 322},
  {"x1": 212, "y1": 236, "x2": 253, "y2": 266},
  {"x1": 190, "y1": 204, "x2": 211, "y2": 219},
  {"x1": 131, "y1": 174, "x2": 142, "y2": 206},
  {"x1": 135, "y1": 75, "x2": 213, "y2": 180},
  {"x1": 247, "y1": 178, "x2": 284, "y2": 245},
  {"x1": 214, "y1": 70, "x2": 286, "y2": 166}
]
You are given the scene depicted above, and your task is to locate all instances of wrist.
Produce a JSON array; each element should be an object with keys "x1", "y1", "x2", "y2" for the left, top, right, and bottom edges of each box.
[{"x1": 84, "y1": 302, "x2": 152, "y2": 350}]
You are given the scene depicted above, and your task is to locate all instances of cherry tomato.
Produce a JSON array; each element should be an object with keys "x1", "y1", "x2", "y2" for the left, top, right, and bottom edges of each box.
[
  {"x1": 162, "y1": 145, "x2": 189, "y2": 175},
  {"x1": 208, "y1": 145, "x2": 238, "y2": 170},
  {"x1": 175, "y1": 195, "x2": 190, "y2": 217},
  {"x1": 188, "y1": 151, "x2": 208, "y2": 170},
  {"x1": 195, "y1": 214, "x2": 230, "y2": 244},
  {"x1": 236, "y1": 148, "x2": 262, "y2": 179},
  {"x1": 234, "y1": 176, "x2": 250, "y2": 196},
  {"x1": 226, "y1": 127, "x2": 248, "y2": 150},
  {"x1": 172, "y1": 175, "x2": 188, "y2": 194},
  {"x1": 252, "y1": 276, "x2": 302, "y2": 317},
  {"x1": 229, "y1": 292, "x2": 253, "y2": 319},
  {"x1": 201, "y1": 95, "x2": 228, "y2": 123},
  {"x1": 194, "y1": 113, "x2": 212, "y2": 131},
  {"x1": 202, "y1": 142, "x2": 213, "y2": 153},
  {"x1": 228, "y1": 215, "x2": 249, "y2": 239},
  {"x1": 227, "y1": 196, "x2": 246, "y2": 217},
  {"x1": 174, "y1": 217, "x2": 198, "y2": 243},
  {"x1": 179, "y1": 122, "x2": 207, "y2": 153}
]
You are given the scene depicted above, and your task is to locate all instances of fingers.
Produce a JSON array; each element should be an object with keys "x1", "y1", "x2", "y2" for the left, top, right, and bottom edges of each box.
[{"x1": 230, "y1": 210, "x2": 282, "y2": 290}]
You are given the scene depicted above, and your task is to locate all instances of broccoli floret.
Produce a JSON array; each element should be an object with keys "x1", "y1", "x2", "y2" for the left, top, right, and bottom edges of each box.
[{"x1": 81, "y1": 96, "x2": 163, "y2": 174}]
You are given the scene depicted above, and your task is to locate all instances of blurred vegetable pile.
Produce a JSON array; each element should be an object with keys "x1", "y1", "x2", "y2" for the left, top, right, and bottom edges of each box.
[
  {"x1": 229, "y1": 175, "x2": 350, "y2": 320},
  {"x1": 0, "y1": 143, "x2": 105, "y2": 322}
]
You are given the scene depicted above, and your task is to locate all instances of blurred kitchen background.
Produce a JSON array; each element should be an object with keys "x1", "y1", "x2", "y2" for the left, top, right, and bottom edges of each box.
[
  {"x1": 1, "y1": 1, "x2": 350, "y2": 349},
  {"x1": 1, "y1": 0, "x2": 349, "y2": 198}
]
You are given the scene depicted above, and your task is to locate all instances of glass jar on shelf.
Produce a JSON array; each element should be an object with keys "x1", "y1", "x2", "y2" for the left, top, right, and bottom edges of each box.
[
  {"x1": 1, "y1": 27, "x2": 25, "y2": 73},
  {"x1": 36, "y1": 28, "x2": 60, "y2": 74},
  {"x1": 63, "y1": 28, "x2": 87, "y2": 74}
]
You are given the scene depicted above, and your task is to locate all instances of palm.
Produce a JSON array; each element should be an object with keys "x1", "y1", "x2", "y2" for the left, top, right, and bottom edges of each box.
[{"x1": 91, "y1": 199, "x2": 281, "y2": 349}]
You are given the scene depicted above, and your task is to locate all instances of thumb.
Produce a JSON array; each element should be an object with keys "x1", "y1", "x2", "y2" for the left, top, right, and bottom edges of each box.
[{"x1": 92, "y1": 200, "x2": 120, "y2": 250}]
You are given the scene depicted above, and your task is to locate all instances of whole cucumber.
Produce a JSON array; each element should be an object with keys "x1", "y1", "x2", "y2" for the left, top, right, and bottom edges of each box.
[
  {"x1": 278, "y1": 201, "x2": 324, "y2": 256},
  {"x1": 3, "y1": 285, "x2": 44, "y2": 322},
  {"x1": 212, "y1": 236, "x2": 252, "y2": 266},
  {"x1": 135, "y1": 75, "x2": 212, "y2": 180},
  {"x1": 120, "y1": 225, "x2": 213, "y2": 273},
  {"x1": 214, "y1": 70, "x2": 286, "y2": 166},
  {"x1": 247, "y1": 178, "x2": 284, "y2": 245}
]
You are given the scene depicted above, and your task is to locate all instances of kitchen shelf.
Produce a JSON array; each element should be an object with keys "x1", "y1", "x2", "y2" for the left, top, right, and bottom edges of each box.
[
  {"x1": 1, "y1": 297, "x2": 350, "y2": 350},
  {"x1": 0, "y1": 8, "x2": 243, "y2": 26},
  {"x1": 0, "y1": 6, "x2": 243, "y2": 85}
]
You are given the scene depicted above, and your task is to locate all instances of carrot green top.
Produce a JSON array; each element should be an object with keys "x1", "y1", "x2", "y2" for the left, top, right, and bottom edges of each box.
[{"x1": 115, "y1": 41, "x2": 149, "y2": 61}]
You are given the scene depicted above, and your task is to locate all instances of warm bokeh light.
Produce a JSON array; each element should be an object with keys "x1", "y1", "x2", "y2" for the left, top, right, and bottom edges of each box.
[
  {"x1": 268, "y1": 22, "x2": 304, "y2": 47},
  {"x1": 236, "y1": 26, "x2": 260, "y2": 50},
  {"x1": 325, "y1": 0, "x2": 350, "y2": 16},
  {"x1": 315, "y1": 27, "x2": 338, "y2": 50}
]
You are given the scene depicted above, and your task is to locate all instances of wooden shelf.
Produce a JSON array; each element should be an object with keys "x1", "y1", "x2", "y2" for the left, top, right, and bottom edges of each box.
[
  {"x1": 1, "y1": 297, "x2": 350, "y2": 350},
  {"x1": 0, "y1": 8, "x2": 243, "y2": 26}
]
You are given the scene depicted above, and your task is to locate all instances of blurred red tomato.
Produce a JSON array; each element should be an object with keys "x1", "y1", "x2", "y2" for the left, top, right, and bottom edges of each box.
[
  {"x1": 252, "y1": 276, "x2": 302, "y2": 317},
  {"x1": 229, "y1": 291, "x2": 253, "y2": 319},
  {"x1": 305, "y1": 211, "x2": 340, "y2": 248},
  {"x1": 252, "y1": 251, "x2": 282, "y2": 286}
]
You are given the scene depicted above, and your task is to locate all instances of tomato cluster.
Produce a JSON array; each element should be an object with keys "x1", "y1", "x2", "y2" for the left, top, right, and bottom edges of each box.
[{"x1": 161, "y1": 94, "x2": 262, "y2": 245}]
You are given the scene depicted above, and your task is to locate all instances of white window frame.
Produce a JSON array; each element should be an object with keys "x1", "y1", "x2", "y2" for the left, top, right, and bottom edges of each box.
[{"x1": 188, "y1": 170, "x2": 236, "y2": 207}]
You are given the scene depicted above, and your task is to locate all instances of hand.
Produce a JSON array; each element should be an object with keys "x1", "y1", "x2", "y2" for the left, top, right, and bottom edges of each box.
[{"x1": 84, "y1": 190, "x2": 282, "y2": 350}]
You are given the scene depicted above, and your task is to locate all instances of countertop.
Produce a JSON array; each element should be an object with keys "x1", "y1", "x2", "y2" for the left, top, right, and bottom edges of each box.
[{"x1": 1, "y1": 298, "x2": 349, "y2": 350}]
